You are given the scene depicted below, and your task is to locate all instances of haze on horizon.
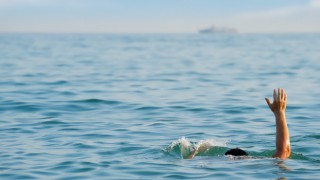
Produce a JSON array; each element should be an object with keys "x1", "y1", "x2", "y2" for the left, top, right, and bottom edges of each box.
[{"x1": 0, "y1": 0, "x2": 320, "y2": 33}]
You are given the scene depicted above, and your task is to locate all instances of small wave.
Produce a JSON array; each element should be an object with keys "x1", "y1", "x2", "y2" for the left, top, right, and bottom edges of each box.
[
  {"x1": 2, "y1": 102, "x2": 43, "y2": 112},
  {"x1": 43, "y1": 80, "x2": 69, "y2": 85},
  {"x1": 0, "y1": 81, "x2": 27, "y2": 86},
  {"x1": 164, "y1": 137, "x2": 228, "y2": 159},
  {"x1": 3, "y1": 127, "x2": 35, "y2": 134},
  {"x1": 186, "y1": 107, "x2": 210, "y2": 112},
  {"x1": 164, "y1": 137, "x2": 192, "y2": 159},
  {"x1": 81, "y1": 133, "x2": 112, "y2": 139},
  {"x1": 73, "y1": 143, "x2": 96, "y2": 149},
  {"x1": 60, "y1": 91, "x2": 76, "y2": 96},
  {"x1": 164, "y1": 137, "x2": 311, "y2": 160},
  {"x1": 287, "y1": 105, "x2": 303, "y2": 110},
  {"x1": 41, "y1": 111, "x2": 61, "y2": 117},
  {"x1": 72, "y1": 99, "x2": 123, "y2": 105},
  {"x1": 68, "y1": 167, "x2": 95, "y2": 173},
  {"x1": 167, "y1": 106, "x2": 211, "y2": 113},
  {"x1": 168, "y1": 105, "x2": 187, "y2": 110},
  {"x1": 58, "y1": 128, "x2": 80, "y2": 131},
  {"x1": 39, "y1": 120, "x2": 67, "y2": 125},
  {"x1": 248, "y1": 151, "x2": 310, "y2": 160},
  {"x1": 17, "y1": 104, "x2": 42, "y2": 112},
  {"x1": 305, "y1": 134, "x2": 320, "y2": 139},
  {"x1": 59, "y1": 104, "x2": 94, "y2": 112},
  {"x1": 0, "y1": 174, "x2": 37, "y2": 179},
  {"x1": 135, "y1": 106, "x2": 162, "y2": 111}
]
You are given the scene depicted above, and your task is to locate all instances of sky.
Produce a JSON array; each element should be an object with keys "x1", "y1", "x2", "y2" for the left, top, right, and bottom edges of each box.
[{"x1": 0, "y1": 0, "x2": 319, "y2": 33}]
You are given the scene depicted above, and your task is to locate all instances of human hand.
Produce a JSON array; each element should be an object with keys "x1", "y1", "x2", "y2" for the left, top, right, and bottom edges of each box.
[{"x1": 265, "y1": 88, "x2": 287, "y2": 116}]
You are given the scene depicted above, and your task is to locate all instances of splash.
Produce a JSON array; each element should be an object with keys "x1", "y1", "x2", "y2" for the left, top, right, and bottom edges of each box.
[
  {"x1": 164, "y1": 137, "x2": 193, "y2": 159},
  {"x1": 164, "y1": 137, "x2": 228, "y2": 159},
  {"x1": 164, "y1": 137, "x2": 311, "y2": 160}
]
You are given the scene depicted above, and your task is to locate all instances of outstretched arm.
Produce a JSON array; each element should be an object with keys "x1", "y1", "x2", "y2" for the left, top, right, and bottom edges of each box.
[
  {"x1": 186, "y1": 149, "x2": 197, "y2": 159},
  {"x1": 265, "y1": 88, "x2": 290, "y2": 159},
  {"x1": 185, "y1": 144, "x2": 210, "y2": 159}
]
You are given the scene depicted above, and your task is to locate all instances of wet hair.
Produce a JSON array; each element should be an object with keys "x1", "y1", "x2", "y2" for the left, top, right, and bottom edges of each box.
[{"x1": 225, "y1": 148, "x2": 248, "y2": 156}]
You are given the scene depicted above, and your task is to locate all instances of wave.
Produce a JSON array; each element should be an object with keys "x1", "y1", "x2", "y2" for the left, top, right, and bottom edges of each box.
[
  {"x1": 164, "y1": 137, "x2": 310, "y2": 160},
  {"x1": 72, "y1": 99, "x2": 123, "y2": 105},
  {"x1": 164, "y1": 137, "x2": 228, "y2": 159}
]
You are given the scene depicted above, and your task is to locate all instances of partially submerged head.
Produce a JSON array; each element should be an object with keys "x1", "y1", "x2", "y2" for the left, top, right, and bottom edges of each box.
[{"x1": 225, "y1": 148, "x2": 248, "y2": 156}]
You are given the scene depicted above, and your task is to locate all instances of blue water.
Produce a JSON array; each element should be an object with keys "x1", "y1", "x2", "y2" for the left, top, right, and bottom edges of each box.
[{"x1": 0, "y1": 33, "x2": 320, "y2": 179}]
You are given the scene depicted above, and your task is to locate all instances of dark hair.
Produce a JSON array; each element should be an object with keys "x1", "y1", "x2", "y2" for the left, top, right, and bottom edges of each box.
[{"x1": 225, "y1": 148, "x2": 248, "y2": 156}]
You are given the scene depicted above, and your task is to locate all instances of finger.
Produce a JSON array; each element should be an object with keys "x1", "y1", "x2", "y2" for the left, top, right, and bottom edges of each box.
[
  {"x1": 284, "y1": 92, "x2": 287, "y2": 102},
  {"x1": 279, "y1": 88, "x2": 283, "y2": 100},
  {"x1": 278, "y1": 88, "x2": 281, "y2": 101},
  {"x1": 281, "y1": 88, "x2": 284, "y2": 100},
  {"x1": 273, "y1": 89, "x2": 276, "y2": 102},
  {"x1": 265, "y1": 98, "x2": 272, "y2": 107}
]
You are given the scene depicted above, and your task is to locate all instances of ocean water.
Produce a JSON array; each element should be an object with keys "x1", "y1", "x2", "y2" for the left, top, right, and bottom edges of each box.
[{"x1": 0, "y1": 33, "x2": 319, "y2": 179}]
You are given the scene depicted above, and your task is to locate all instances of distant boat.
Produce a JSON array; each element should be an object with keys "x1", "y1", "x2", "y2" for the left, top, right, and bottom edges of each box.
[{"x1": 199, "y1": 26, "x2": 237, "y2": 34}]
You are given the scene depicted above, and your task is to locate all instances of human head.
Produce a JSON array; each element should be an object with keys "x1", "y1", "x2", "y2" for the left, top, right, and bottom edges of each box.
[{"x1": 225, "y1": 148, "x2": 248, "y2": 156}]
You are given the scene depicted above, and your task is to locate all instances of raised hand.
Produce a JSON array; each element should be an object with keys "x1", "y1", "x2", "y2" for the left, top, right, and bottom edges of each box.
[
  {"x1": 265, "y1": 88, "x2": 290, "y2": 159},
  {"x1": 265, "y1": 88, "x2": 287, "y2": 115}
]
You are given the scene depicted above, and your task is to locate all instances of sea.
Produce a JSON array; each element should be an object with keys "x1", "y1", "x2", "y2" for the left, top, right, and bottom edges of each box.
[{"x1": 0, "y1": 33, "x2": 319, "y2": 179}]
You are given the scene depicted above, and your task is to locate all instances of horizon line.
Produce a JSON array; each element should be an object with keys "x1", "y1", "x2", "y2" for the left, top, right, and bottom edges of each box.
[{"x1": 0, "y1": 31, "x2": 320, "y2": 35}]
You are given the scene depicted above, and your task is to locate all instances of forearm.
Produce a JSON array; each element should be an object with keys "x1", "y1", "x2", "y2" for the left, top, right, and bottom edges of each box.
[
  {"x1": 186, "y1": 150, "x2": 197, "y2": 159},
  {"x1": 266, "y1": 88, "x2": 290, "y2": 159},
  {"x1": 274, "y1": 112, "x2": 290, "y2": 158}
]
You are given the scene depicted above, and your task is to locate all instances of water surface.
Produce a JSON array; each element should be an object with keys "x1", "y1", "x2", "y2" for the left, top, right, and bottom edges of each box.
[{"x1": 0, "y1": 33, "x2": 320, "y2": 179}]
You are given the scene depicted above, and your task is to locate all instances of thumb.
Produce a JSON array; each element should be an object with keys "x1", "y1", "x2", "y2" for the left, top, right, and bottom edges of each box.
[{"x1": 265, "y1": 98, "x2": 272, "y2": 108}]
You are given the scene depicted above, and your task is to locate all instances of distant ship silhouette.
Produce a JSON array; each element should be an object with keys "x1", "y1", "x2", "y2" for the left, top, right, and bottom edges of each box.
[{"x1": 199, "y1": 26, "x2": 237, "y2": 34}]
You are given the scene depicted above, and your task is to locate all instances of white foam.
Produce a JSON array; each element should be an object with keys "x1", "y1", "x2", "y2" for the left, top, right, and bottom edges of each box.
[
  {"x1": 165, "y1": 137, "x2": 228, "y2": 159},
  {"x1": 180, "y1": 137, "x2": 196, "y2": 158},
  {"x1": 195, "y1": 139, "x2": 227, "y2": 150}
]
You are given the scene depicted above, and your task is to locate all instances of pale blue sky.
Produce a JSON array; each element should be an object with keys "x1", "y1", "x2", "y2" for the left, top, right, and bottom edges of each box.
[{"x1": 0, "y1": 0, "x2": 319, "y2": 33}]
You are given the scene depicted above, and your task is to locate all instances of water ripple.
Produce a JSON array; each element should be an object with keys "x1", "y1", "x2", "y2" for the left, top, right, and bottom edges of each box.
[
  {"x1": 72, "y1": 98, "x2": 123, "y2": 105},
  {"x1": 1, "y1": 34, "x2": 319, "y2": 180}
]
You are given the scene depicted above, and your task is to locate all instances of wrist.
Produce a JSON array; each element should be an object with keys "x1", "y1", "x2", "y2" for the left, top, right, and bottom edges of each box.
[{"x1": 274, "y1": 111, "x2": 286, "y2": 118}]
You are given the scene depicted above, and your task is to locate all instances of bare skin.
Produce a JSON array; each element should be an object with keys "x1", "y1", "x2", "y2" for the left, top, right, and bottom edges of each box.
[
  {"x1": 186, "y1": 150, "x2": 196, "y2": 159},
  {"x1": 186, "y1": 145, "x2": 203, "y2": 159},
  {"x1": 265, "y1": 88, "x2": 290, "y2": 159},
  {"x1": 186, "y1": 88, "x2": 291, "y2": 160}
]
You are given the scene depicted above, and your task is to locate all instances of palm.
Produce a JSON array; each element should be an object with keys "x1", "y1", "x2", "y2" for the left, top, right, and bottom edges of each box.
[{"x1": 265, "y1": 88, "x2": 287, "y2": 114}]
